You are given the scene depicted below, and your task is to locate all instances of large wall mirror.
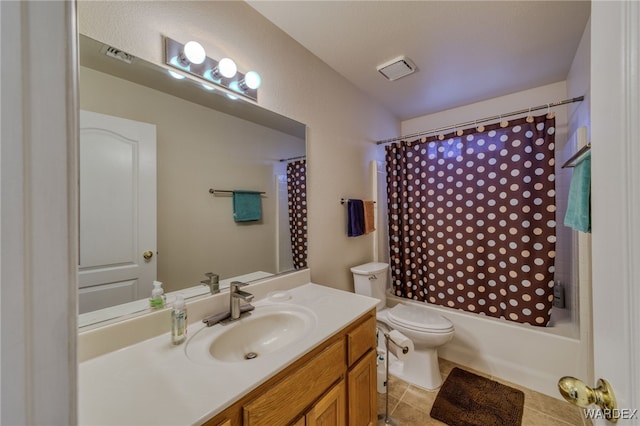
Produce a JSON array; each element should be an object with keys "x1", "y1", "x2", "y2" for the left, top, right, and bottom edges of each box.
[{"x1": 78, "y1": 34, "x2": 307, "y2": 328}]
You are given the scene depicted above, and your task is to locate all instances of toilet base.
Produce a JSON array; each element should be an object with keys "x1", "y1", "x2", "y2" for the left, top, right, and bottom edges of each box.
[{"x1": 388, "y1": 347, "x2": 443, "y2": 391}]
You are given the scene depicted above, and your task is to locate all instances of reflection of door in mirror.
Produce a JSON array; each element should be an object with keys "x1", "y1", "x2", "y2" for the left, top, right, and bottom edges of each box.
[{"x1": 78, "y1": 110, "x2": 157, "y2": 314}]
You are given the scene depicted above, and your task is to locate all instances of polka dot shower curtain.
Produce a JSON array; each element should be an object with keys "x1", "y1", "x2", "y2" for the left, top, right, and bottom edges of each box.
[
  {"x1": 385, "y1": 115, "x2": 557, "y2": 326},
  {"x1": 286, "y1": 160, "x2": 308, "y2": 269}
]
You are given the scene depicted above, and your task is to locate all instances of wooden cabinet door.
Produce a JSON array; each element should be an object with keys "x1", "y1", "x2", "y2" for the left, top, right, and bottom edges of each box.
[
  {"x1": 347, "y1": 350, "x2": 377, "y2": 426},
  {"x1": 244, "y1": 340, "x2": 345, "y2": 426},
  {"x1": 305, "y1": 380, "x2": 346, "y2": 426}
]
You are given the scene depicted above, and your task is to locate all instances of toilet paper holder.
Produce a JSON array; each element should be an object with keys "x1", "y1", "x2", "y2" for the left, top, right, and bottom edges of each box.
[
  {"x1": 385, "y1": 331, "x2": 409, "y2": 355},
  {"x1": 377, "y1": 328, "x2": 410, "y2": 426}
]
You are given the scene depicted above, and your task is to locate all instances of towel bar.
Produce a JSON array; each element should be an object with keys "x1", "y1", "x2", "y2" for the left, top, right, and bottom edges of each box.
[
  {"x1": 340, "y1": 198, "x2": 376, "y2": 205},
  {"x1": 209, "y1": 189, "x2": 266, "y2": 196},
  {"x1": 562, "y1": 143, "x2": 591, "y2": 169}
]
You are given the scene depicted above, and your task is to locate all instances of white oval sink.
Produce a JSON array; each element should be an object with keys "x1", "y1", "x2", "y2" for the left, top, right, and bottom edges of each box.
[{"x1": 186, "y1": 304, "x2": 317, "y2": 364}]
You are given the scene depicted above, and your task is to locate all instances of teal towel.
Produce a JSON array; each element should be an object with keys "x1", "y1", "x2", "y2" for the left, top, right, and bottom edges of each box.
[
  {"x1": 233, "y1": 191, "x2": 262, "y2": 222},
  {"x1": 564, "y1": 151, "x2": 591, "y2": 233}
]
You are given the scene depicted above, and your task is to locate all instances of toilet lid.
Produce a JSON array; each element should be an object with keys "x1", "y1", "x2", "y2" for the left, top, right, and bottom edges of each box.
[
  {"x1": 387, "y1": 304, "x2": 454, "y2": 333},
  {"x1": 350, "y1": 262, "x2": 388, "y2": 275}
]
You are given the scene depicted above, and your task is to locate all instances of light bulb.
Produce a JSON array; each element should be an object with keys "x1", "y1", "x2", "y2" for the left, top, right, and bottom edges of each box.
[
  {"x1": 183, "y1": 41, "x2": 206, "y2": 65},
  {"x1": 243, "y1": 71, "x2": 261, "y2": 90},
  {"x1": 217, "y1": 58, "x2": 237, "y2": 78}
]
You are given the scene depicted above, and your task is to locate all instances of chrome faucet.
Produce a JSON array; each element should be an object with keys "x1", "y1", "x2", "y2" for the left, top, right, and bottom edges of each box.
[
  {"x1": 201, "y1": 280, "x2": 255, "y2": 327},
  {"x1": 230, "y1": 281, "x2": 254, "y2": 320},
  {"x1": 201, "y1": 272, "x2": 220, "y2": 294}
]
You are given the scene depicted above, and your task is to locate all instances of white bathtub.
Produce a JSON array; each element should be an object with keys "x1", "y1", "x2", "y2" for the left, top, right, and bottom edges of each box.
[{"x1": 385, "y1": 292, "x2": 590, "y2": 399}]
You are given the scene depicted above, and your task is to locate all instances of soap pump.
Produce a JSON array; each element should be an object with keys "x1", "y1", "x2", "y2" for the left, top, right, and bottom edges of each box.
[
  {"x1": 171, "y1": 294, "x2": 188, "y2": 345},
  {"x1": 149, "y1": 280, "x2": 166, "y2": 309}
]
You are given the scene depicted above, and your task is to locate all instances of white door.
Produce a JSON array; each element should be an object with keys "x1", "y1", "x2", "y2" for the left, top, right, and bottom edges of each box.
[
  {"x1": 590, "y1": 2, "x2": 640, "y2": 423},
  {"x1": 78, "y1": 110, "x2": 157, "y2": 314}
]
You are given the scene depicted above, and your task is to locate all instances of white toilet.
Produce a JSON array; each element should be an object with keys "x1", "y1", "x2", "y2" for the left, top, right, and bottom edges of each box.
[{"x1": 351, "y1": 262, "x2": 455, "y2": 390}]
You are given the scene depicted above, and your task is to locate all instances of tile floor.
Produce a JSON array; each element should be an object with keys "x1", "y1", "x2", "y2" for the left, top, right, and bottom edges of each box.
[{"x1": 376, "y1": 358, "x2": 591, "y2": 426}]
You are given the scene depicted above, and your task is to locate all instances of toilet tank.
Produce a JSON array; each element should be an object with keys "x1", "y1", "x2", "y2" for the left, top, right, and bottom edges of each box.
[{"x1": 350, "y1": 262, "x2": 389, "y2": 310}]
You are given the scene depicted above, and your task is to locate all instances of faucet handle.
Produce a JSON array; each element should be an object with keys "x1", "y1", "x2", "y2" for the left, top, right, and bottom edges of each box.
[
  {"x1": 202, "y1": 273, "x2": 220, "y2": 294},
  {"x1": 204, "y1": 272, "x2": 219, "y2": 281},
  {"x1": 230, "y1": 281, "x2": 247, "y2": 291}
]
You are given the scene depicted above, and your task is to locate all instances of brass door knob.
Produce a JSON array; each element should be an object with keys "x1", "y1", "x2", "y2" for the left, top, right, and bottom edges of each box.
[
  {"x1": 143, "y1": 250, "x2": 154, "y2": 261},
  {"x1": 558, "y1": 376, "x2": 618, "y2": 422}
]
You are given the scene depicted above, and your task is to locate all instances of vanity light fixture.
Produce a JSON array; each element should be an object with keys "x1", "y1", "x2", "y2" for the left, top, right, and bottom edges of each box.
[{"x1": 164, "y1": 37, "x2": 260, "y2": 101}]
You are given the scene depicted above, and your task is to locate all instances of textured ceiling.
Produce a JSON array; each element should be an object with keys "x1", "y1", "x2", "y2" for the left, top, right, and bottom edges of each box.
[{"x1": 247, "y1": 1, "x2": 591, "y2": 121}]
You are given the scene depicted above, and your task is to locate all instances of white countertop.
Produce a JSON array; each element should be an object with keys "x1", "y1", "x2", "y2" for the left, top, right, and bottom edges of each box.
[{"x1": 79, "y1": 283, "x2": 378, "y2": 425}]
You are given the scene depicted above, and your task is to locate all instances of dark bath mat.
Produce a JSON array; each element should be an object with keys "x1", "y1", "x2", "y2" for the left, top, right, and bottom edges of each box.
[{"x1": 430, "y1": 367, "x2": 525, "y2": 426}]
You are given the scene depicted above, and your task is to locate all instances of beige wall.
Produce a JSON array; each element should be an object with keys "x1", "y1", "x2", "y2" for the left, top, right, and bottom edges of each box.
[
  {"x1": 78, "y1": 1, "x2": 399, "y2": 293},
  {"x1": 80, "y1": 66, "x2": 305, "y2": 292}
]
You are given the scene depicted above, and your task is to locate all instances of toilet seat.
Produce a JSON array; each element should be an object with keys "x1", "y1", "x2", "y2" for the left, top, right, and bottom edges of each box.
[{"x1": 387, "y1": 304, "x2": 454, "y2": 334}]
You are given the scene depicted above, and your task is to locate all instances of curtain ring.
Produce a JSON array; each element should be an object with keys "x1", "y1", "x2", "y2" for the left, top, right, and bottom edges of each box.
[
  {"x1": 500, "y1": 114, "x2": 509, "y2": 128},
  {"x1": 546, "y1": 103, "x2": 555, "y2": 119},
  {"x1": 526, "y1": 107, "x2": 534, "y2": 123},
  {"x1": 475, "y1": 119, "x2": 485, "y2": 133}
]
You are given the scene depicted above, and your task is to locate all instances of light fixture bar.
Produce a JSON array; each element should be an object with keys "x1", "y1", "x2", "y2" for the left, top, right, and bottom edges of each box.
[{"x1": 164, "y1": 37, "x2": 259, "y2": 101}]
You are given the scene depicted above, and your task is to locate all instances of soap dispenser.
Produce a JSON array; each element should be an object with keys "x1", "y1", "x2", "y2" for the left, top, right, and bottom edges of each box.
[
  {"x1": 149, "y1": 280, "x2": 166, "y2": 309},
  {"x1": 171, "y1": 294, "x2": 187, "y2": 345}
]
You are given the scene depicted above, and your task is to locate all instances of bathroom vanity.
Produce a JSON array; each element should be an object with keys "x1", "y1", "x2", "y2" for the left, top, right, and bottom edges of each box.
[
  {"x1": 79, "y1": 280, "x2": 378, "y2": 425},
  {"x1": 207, "y1": 309, "x2": 376, "y2": 425}
]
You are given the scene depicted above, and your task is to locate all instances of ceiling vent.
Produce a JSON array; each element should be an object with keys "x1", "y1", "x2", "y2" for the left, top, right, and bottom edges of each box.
[
  {"x1": 101, "y1": 45, "x2": 135, "y2": 64},
  {"x1": 377, "y1": 56, "x2": 417, "y2": 81}
]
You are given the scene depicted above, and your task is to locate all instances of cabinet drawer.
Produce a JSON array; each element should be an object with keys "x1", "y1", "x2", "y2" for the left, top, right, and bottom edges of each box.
[
  {"x1": 243, "y1": 339, "x2": 346, "y2": 426},
  {"x1": 347, "y1": 313, "x2": 376, "y2": 366}
]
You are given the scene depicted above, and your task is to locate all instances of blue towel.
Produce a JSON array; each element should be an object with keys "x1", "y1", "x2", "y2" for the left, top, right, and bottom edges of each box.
[
  {"x1": 233, "y1": 191, "x2": 262, "y2": 222},
  {"x1": 347, "y1": 199, "x2": 365, "y2": 237},
  {"x1": 564, "y1": 151, "x2": 591, "y2": 233}
]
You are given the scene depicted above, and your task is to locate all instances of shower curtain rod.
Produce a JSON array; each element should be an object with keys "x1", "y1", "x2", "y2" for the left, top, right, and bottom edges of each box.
[
  {"x1": 279, "y1": 155, "x2": 306, "y2": 162},
  {"x1": 375, "y1": 96, "x2": 584, "y2": 145}
]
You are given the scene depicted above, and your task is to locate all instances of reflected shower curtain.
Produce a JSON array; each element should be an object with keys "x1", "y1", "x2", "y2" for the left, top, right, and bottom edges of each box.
[
  {"x1": 287, "y1": 160, "x2": 308, "y2": 269},
  {"x1": 385, "y1": 115, "x2": 556, "y2": 326}
]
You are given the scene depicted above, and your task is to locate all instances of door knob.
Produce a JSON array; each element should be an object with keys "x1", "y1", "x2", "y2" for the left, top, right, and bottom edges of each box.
[
  {"x1": 558, "y1": 376, "x2": 618, "y2": 422},
  {"x1": 143, "y1": 250, "x2": 154, "y2": 261}
]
